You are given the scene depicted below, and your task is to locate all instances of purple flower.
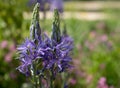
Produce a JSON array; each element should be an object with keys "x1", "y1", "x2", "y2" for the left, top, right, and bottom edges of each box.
[
  {"x1": 0, "y1": 40, "x2": 8, "y2": 49},
  {"x1": 97, "y1": 77, "x2": 109, "y2": 88},
  {"x1": 17, "y1": 37, "x2": 47, "y2": 74},
  {"x1": 17, "y1": 3, "x2": 42, "y2": 75},
  {"x1": 5, "y1": 53, "x2": 13, "y2": 63},
  {"x1": 17, "y1": 35, "x2": 73, "y2": 75},
  {"x1": 17, "y1": 39, "x2": 40, "y2": 75},
  {"x1": 40, "y1": 34, "x2": 73, "y2": 75},
  {"x1": 50, "y1": 0, "x2": 63, "y2": 13},
  {"x1": 17, "y1": 5, "x2": 73, "y2": 78},
  {"x1": 17, "y1": 39, "x2": 35, "y2": 53}
]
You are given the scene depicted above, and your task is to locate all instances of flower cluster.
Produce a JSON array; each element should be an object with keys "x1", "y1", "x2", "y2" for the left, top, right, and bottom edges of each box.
[
  {"x1": 17, "y1": 2, "x2": 73, "y2": 88},
  {"x1": 17, "y1": 2, "x2": 73, "y2": 80},
  {"x1": 17, "y1": 35, "x2": 73, "y2": 75}
]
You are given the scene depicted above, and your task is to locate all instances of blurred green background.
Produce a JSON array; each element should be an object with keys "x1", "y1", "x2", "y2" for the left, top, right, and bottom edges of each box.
[{"x1": 0, "y1": 0, "x2": 120, "y2": 88}]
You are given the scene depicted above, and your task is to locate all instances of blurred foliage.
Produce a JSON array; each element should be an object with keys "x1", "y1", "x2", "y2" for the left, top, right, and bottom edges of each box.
[
  {"x1": 0, "y1": 0, "x2": 28, "y2": 42},
  {"x1": 0, "y1": 0, "x2": 28, "y2": 88},
  {"x1": 66, "y1": 19, "x2": 120, "y2": 88}
]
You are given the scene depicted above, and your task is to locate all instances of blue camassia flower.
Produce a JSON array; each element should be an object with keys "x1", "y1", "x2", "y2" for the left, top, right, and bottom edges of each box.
[
  {"x1": 17, "y1": 38, "x2": 43, "y2": 75},
  {"x1": 50, "y1": 0, "x2": 63, "y2": 13},
  {"x1": 40, "y1": 34, "x2": 73, "y2": 75},
  {"x1": 17, "y1": 3, "x2": 73, "y2": 76},
  {"x1": 17, "y1": 34, "x2": 73, "y2": 76}
]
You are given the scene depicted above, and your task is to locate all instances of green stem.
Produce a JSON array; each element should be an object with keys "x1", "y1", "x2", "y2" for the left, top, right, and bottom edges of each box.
[
  {"x1": 33, "y1": 65, "x2": 37, "y2": 88},
  {"x1": 50, "y1": 71, "x2": 54, "y2": 88},
  {"x1": 50, "y1": 77, "x2": 53, "y2": 88},
  {"x1": 39, "y1": 75, "x2": 42, "y2": 88},
  {"x1": 62, "y1": 73, "x2": 66, "y2": 88}
]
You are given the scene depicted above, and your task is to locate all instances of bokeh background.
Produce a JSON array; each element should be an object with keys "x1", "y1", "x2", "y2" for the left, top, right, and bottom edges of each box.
[{"x1": 0, "y1": 0, "x2": 120, "y2": 88}]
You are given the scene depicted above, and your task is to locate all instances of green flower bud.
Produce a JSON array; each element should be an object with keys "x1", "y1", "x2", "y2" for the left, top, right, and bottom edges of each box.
[
  {"x1": 51, "y1": 9, "x2": 61, "y2": 44},
  {"x1": 30, "y1": 3, "x2": 41, "y2": 40}
]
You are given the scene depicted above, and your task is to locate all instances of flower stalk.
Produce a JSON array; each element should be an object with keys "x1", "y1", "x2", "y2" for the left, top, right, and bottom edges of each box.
[
  {"x1": 30, "y1": 3, "x2": 42, "y2": 88},
  {"x1": 17, "y1": 2, "x2": 73, "y2": 88}
]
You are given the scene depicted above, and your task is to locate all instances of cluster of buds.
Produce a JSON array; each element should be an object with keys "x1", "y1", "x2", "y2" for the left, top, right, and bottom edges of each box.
[{"x1": 17, "y1": 3, "x2": 73, "y2": 88}]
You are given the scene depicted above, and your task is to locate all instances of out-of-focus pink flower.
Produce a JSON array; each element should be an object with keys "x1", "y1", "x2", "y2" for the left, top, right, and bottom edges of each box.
[
  {"x1": 98, "y1": 77, "x2": 106, "y2": 86},
  {"x1": 4, "y1": 53, "x2": 12, "y2": 63},
  {"x1": 86, "y1": 75, "x2": 93, "y2": 84},
  {"x1": 85, "y1": 41, "x2": 95, "y2": 51},
  {"x1": 9, "y1": 72, "x2": 17, "y2": 79},
  {"x1": 72, "y1": 59, "x2": 86, "y2": 77},
  {"x1": 97, "y1": 77, "x2": 108, "y2": 88},
  {"x1": 0, "y1": 40, "x2": 8, "y2": 49},
  {"x1": 89, "y1": 31, "x2": 96, "y2": 39},
  {"x1": 9, "y1": 43, "x2": 16, "y2": 52},
  {"x1": 68, "y1": 78, "x2": 77, "y2": 85},
  {"x1": 100, "y1": 34, "x2": 108, "y2": 42}
]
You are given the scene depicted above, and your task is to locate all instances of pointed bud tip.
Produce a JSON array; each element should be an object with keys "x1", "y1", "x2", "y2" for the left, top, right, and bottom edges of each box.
[
  {"x1": 54, "y1": 9, "x2": 59, "y2": 16},
  {"x1": 36, "y1": 3, "x2": 40, "y2": 7},
  {"x1": 34, "y1": 3, "x2": 40, "y2": 10}
]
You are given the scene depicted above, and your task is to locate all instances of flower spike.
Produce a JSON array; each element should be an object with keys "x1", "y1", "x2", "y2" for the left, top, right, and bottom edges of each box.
[
  {"x1": 30, "y1": 3, "x2": 41, "y2": 40},
  {"x1": 51, "y1": 9, "x2": 61, "y2": 44}
]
